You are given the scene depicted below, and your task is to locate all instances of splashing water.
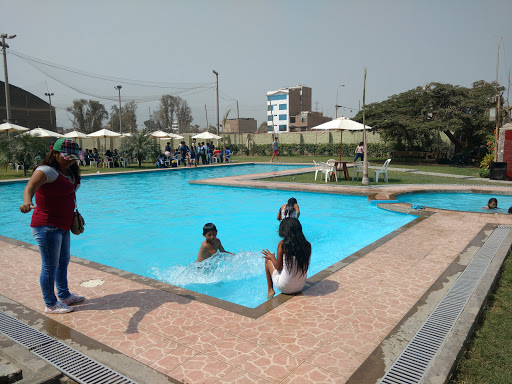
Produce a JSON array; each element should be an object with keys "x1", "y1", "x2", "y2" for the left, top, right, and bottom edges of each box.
[{"x1": 151, "y1": 251, "x2": 263, "y2": 288}]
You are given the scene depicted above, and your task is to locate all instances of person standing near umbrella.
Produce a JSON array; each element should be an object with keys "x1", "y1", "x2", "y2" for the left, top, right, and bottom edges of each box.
[
  {"x1": 353, "y1": 142, "x2": 364, "y2": 162},
  {"x1": 270, "y1": 137, "x2": 280, "y2": 163},
  {"x1": 19, "y1": 138, "x2": 85, "y2": 314}
]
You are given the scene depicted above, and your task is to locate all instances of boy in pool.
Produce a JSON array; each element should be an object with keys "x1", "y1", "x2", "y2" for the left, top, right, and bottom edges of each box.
[
  {"x1": 483, "y1": 198, "x2": 498, "y2": 209},
  {"x1": 196, "y1": 223, "x2": 234, "y2": 262}
]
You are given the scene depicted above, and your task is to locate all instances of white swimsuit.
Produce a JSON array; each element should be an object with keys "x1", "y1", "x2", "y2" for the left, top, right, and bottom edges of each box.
[
  {"x1": 280, "y1": 208, "x2": 297, "y2": 220},
  {"x1": 271, "y1": 254, "x2": 307, "y2": 294}
]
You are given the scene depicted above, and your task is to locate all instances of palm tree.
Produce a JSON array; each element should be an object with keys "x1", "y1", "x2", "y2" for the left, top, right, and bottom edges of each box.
[{"x1": 119, "y1": 131, "x2": 158, "y2": 167}]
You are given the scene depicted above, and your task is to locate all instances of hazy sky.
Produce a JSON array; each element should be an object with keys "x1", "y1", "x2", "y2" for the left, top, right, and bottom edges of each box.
[{"x1": 1, "y1": 0, "x2": 511, "y2": 130}]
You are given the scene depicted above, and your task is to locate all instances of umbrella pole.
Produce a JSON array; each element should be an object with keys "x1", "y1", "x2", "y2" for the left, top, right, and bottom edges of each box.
[{"x1": 339, "y1": 129, "x2": 343, "y2": 163}]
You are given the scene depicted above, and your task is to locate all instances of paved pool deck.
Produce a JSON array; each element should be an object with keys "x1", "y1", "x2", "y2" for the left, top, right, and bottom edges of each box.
[{"x1": 1, "y1": 164, "x2": 512, "y2": 383}]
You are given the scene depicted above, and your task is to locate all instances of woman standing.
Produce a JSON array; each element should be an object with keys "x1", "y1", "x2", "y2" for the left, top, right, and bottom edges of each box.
[{"x1": 20, "y1": 138, "x2": 85, "y2": 314}]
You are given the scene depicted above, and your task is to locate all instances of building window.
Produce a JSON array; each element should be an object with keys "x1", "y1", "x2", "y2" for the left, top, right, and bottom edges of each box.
[
  {"x1": 268, "y1": 115, "x2": 273, "y2": 121},
  {"x1": 279, "y1": 104, "x2": 287, "y2": 110},
  {"x1": 279, "y1": 125, "x2": 287, "y2": 131},
  {"x1": 268, "y1": 105, "x2": 272, "y2": 111},
  {"x1": 301, "y1": 116, "x2": 307, "y2": 123},
  {"x1": 268, "y1": 125, "x2": 273, "y2": 132},
  {"x1": 279, "y1": 114, "x2": 286, "y2": 120},
  {"x1": 268, "y1": 94, "x2": 287, "y2": 101},
  {"x1": 289, "y1": 116, "x2": 296, "y2": 123}
]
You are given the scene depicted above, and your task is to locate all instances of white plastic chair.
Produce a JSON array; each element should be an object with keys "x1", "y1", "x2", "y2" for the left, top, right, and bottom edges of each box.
[
  {"x1": 353, "y1": 161, "x2": 363, "y2": 180},
  {"x1": 320, "y1": 162, "x2": 337, "y2": 182},
  {"x1": 375, "y1": 159, "x2": 392, "y2": 182},
  {"x1": 313, "y1": 160, "x2": 322, "y2": 181},
  {"x1": 103, "y1": 156, "x2": 114, "y2": 168}
]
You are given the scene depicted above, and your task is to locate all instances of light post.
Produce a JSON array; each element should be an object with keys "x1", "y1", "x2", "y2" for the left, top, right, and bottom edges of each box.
[
  {"x1": 45, "y1": 92, "x2": 54, "y2": 129},
  {"x1": 335, "y1": 84, "x2": 345, "y2": 118},
  {"x1": 1, "y1": 34, "x2": 16, "y2": 122},
  {"x1": 114, "y1": 85, "x2": 122, "y2": 134},
  {"x1": 212, "y1": 70, "x2": 219, "y2": 136}
]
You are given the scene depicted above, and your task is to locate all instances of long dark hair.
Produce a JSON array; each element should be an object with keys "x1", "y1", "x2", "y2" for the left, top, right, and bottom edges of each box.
[
  {"x1": 38, "y1": 150, "x2": 81, "y2": 184},
  {"x1": 283, "y1": 197, "x2": 297, "y2": 218},
  {"x1": 279, "y1": 217, "x2": 311, "y2": 277}
]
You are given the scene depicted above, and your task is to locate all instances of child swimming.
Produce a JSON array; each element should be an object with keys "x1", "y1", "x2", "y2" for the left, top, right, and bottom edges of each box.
[
  {"x1": 483, "y1": 198, "x2": 498, "y2": 209},
  {"x1": 196, "y1": 223, "x2": 234, "y2": 262}
]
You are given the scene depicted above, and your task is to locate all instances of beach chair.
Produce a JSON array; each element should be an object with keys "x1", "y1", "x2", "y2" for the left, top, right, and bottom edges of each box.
[
  {"x1": 320, "y1": 162, "x2": 337, "y2": 182},
  {"x1": 375, "y1": 159, "x2": 392, "y2": 182},
  {"x1": 103, "y1": 156, "x2": 114, "y2": 168},
  {"x1": 313, "y1": 160, "x2": 322, "y2": 181}
]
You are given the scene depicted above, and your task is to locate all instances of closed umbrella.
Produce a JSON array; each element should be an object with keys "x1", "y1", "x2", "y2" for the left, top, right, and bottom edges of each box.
[{"x1": 312, "y1": 117, "x2": 372, "y2": 162}]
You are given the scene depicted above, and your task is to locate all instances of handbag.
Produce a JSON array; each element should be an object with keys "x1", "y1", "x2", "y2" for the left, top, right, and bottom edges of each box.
[
  {"x1": 70, "y1": 194, "x2": 85, "y2": 235},
  {"x1": 71, "y1": 210, "x2": 85, "y2": 235}
]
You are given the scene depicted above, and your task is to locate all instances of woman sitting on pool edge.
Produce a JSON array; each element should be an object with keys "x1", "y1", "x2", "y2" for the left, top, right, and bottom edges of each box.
[
  {"x1": 262, "y1": 217, "x2": 311, "y2": 299},
  {"x1": 196, "y1": 223, "x2": 234, "y2": 262},
  {"x1": 483, "y1": 198, "x2": 498, "y2": 210}
]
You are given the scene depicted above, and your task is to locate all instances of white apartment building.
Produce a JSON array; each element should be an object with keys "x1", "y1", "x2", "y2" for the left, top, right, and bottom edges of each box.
[{"x1": 266, "y1": 84, "x2": 312, "y2": 133}]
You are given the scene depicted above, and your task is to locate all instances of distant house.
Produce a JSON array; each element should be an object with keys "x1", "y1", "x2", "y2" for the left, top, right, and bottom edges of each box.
[
  {"x1": 223, "y1": 118, "x2": 257, "y2": 133},
  {"x1": 0, "y1": 81, "x2": 56, "y2": 129},
  {"x1": 266, "y1": 84, "x2": 330, "y2": 133}
]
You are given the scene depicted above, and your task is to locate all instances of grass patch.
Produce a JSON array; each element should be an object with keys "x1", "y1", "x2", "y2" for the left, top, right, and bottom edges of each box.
[{"x1": 449, "y1": 255, "x2": 512, "y2": 383}]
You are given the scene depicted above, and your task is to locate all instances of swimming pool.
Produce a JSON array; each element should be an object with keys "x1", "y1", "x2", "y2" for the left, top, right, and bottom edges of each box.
[
  {"x1": 1, "y1": 164, "x2": 416, "y2": 308},
  {"x1": 395, "y1": 191, "x2": 512, "y2": 213}
]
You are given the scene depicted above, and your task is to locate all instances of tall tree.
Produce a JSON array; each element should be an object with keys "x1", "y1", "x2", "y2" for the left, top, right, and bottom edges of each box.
[
  {"x1": 66, "y1": 99, "x2": 108, "y2": 133},
  {"x1": 176, "y1": 98, "x2": 193, "y2": 133},
  {"x1": 353, "y1": 81, "x2": 502, "y2": 154},
  {"x1": 154, "y1": 95, "x2": 178, "y2": 131},
  {"x1": 110, "y1": 100, "x2": 138, "y2": 133}
]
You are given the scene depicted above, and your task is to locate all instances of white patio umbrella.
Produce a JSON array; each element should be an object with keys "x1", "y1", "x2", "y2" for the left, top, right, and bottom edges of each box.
[
  {"x1": 192, "y1": 131, "x2": 222, "y2": 140},
  {"x1": 122, "y1": 132, "x2": 133, "y2": 137},
  {"x1": 63, "y1": 130, "x2": 88, "y2": 139},
  {"x1": 0, "y1": 122, "x2": 29, "y2": 133},
  {"x1": 87, "y1": 128, "x2": 121, "y2": 151},
  {"x1": 24, "y1": 127, "x2": 61, "y2": 138},
  {"x1": 311, "y1": 117, "x2": 372, "y2": 162},
  {"x1": 168, "y1": 132, "x2": 184, "y2": 140},
  {"x1": 150, "y1": 130, "x2": 172, "y2": 138}
]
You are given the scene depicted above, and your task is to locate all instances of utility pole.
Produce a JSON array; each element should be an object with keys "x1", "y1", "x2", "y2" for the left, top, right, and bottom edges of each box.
[
  {"x1": 236, "y1": 100, "x2": 239, "y2": 119},
  {"x1": 212, "y1": 70, "x2": 219, "y2": 135},
  {"x1": 336, "y1": 84, "x2": 345, "y2": 118},
  {"x1": 45, "y1": 92, "x2": 54, "y2": 129},
  {"x1": 204, "y1": 104, "x2": 209, "y2": 131},
  {"x1": 1, "y1": 34, "x2": 16, "y2": 122},
  {"x1": 114, "y1": 85, "x2": 122, "y2": 134}
]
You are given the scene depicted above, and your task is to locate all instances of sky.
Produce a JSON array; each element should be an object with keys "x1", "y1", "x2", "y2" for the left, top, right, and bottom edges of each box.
[{"x1": 1, "y1": 0, "x2": 511, "y2": 131}]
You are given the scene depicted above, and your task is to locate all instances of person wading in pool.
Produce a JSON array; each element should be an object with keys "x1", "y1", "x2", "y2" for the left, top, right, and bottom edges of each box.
[
  {"x1": 262, "y1": 217, "x2": 311, "y2": 299},
  {"x1": 277, "y1": 197, "x2": 300, "y2": 221},
  {"x1": 196, "y1": 223, "x2": 234, "y2": 262},
  {"x1": 19, "y1": 138, "x2": 85, "y2": 314},
  {"x1": 483, "y1": 198, "x2": 498, "y2": 210}
]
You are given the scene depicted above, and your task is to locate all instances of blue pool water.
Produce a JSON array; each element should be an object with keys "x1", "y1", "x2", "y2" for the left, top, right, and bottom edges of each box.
[
  {"x1": 1, "y1": 164, "x2": 416, "y2": 308},
  {"x1": 395, "y1": 191, "x2": 512, "y2": 213}
]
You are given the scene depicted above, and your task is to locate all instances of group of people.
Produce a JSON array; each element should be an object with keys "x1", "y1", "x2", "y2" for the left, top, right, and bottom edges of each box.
[
  {"x1": 196, "y1": 197, "x2": 310, "y2": 300},
  {"x1": 77, "y1": 147, "x2": 126, "y2": 168},
  {"x1": 157, "y1": 139, "x2": 231, "y2": 168},
  {"x1": 20, "y1": 136, "x2": 309, "y2": 313}
]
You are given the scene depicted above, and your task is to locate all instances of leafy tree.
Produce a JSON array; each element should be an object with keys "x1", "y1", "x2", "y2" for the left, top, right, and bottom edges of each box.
[
  {"x1": 143, "y1": 119, "x2": 161, "y2": 132},
  {"x1": 257, "y1": 122, "x2": 268, "y2": 134},
  {"x1": 119, "y1": 131, "x2": 159, "y2": 167},
  {"x1": 110, "y1": 100, "x2": 138, "y2": 133},
  {"x1": 176, "y1": 98, "x2": 193, "y2": 133},
  {"x1": 66, "y1": 99, "x2": 108, "y2": 133},
  {"x1": 207, "y1": 124, "x2": 217, "y2": 134},
  {"x1": 10, "y1": 134, "x2": 50, "y2": 176},
  {"x1": 353, "y1": 82, "x2": 502, "y2": 155},
  {"x1": 154, "y1": 95, "x2": 178, "y2": 132}
]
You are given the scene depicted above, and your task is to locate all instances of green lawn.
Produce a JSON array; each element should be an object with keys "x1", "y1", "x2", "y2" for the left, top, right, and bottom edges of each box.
[{"x1": 449, "y1": 254, "x2": 512, "y2": 383}]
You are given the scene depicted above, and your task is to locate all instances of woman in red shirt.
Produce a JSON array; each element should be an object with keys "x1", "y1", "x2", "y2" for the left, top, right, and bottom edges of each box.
[{"x1": 20, "y1": 138, "x2": 85, "y2": 314}]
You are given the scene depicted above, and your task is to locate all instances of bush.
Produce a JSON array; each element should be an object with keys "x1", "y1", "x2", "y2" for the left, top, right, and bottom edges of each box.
[{"x1": 479, "y1": 168, "x2": 490, "y2": 178}]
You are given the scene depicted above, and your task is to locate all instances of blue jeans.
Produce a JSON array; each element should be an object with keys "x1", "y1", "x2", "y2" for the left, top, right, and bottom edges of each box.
[
  {"x1": 31, "y1": 226, "x2": 71, "y2": 307},
  {"x1": 354, "y1": 153, "x2": 364, "y2": 162}
]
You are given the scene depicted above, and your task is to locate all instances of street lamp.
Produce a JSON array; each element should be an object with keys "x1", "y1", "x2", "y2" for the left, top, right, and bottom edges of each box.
[
  {"x1": 1, "y1": 34, "x2": 16, "y2": 122},
  {"x1": 212, "y1": 70, "x2": 219, "y2": 135},
  {"x1": 45, "y1": 92, "x2": 54, "y2": 129},
  {"x1": 114, "y1": 85, "x2": 122, "y2": 134},
  {"x1": 335, "y1": 84, "x2": 345, "y2": 118}
]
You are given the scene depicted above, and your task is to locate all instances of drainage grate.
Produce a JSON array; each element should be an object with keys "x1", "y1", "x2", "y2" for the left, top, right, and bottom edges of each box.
[
  {"x1": 380, "y1": 227, "x2": 509, "y2": 384},
  {"x1": 0, "y1": 311, "x2": 137, "y2": 384}
]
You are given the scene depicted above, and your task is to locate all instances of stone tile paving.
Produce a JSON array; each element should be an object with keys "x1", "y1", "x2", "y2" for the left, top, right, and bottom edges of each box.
[{"x1": 2, "y1": 182, "x2": 512, "y2": 383}]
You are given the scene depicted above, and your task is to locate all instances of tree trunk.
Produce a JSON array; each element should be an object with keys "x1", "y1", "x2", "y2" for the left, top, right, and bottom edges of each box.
[{"x1": 443, "y1": 130, "x2": 463, "y2": 153}]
